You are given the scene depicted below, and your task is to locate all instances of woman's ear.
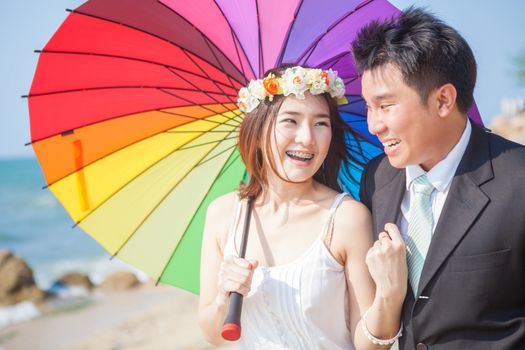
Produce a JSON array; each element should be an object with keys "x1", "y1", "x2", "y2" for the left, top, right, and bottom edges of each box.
[{"x1": 435, "y1": 83, "x2": 457, "y2": 118}]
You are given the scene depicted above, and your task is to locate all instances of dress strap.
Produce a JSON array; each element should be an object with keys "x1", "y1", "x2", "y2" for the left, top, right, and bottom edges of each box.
[{"x1": 321, "y1": 193, "x2": 348, "y2": 247}]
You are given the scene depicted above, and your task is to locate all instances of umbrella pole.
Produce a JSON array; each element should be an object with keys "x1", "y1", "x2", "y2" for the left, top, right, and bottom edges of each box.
[{"x1": 221, "y1": 196, "x2": 254, "y2": 341}]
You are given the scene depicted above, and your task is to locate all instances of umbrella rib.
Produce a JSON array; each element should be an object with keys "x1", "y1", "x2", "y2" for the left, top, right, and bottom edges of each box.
[
  {"x1": 176, "y1": 135, "x2": 238, "y2": 151},
  {"x1": 215, "y1": 150, "x2": 242, "y2": 179},
  {"x1": 154, "y1": 2, "x2": 250, "y2": 85},
  {"x1": 199, "y1": 34, "x2": 247, "y2": 93},
  {"x1": 43, "y1": 112, "x2": 239, "y2": 189},
  {"x1": 158, "y1": 110, "x2": 240, "y2": 128},
  {"x1": 273, "y1": 0, "x2": 305, "y2": 67},
  {"x1": 164, "y1": 130, "x2": 235, "y2": 133},
  {"x1": 193, "y1": 142, "x2": 238, "y2": 169},
  {"x1": 30, "y1": 101, "x2": 237, "y2": 145},
  {"x1": 166, "y1": 43, "x2": 239, "y2": 100},
  {"x1": 318, "y1": 51, "x2": 352, "y2": 70},
  {"x1": 296, "y1": 0, "x2": 375, "y2": 65},
  {"x1": 109, "y1": 128, "x2": 240, "y2": 261},
  {"x1": 26, "y1": 84, "x2": 236, "y2": 99},
  {"x1": 256, "y1": 0, "x2": 264, "y2": 77},
  {"x1": 72, "y1": 120, "x2": 238, "y2": 228},
  {"x1": 158, "y1": 88, "x2": 241, "y2": 127},
  {"x1": 165, "y1": 65, "x2": 237, "y2": 112},
  {"x1": 212, "y1": 0, "x2": 258, "y2": 80},
  {"x1": 155, "y1": 146, "x2": 243, "y2": 285},
  {"x1": 31, "y1": 49, "x2": 241, "y2": 90},
  {"x1": 69, "y1": 8, "x2": 246, "y2": 87}
]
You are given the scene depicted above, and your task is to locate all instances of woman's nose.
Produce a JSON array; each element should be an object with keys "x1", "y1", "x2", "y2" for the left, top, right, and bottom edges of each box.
[{"x1": 295, "y1": 124, "x2": 314, "y2": 145}]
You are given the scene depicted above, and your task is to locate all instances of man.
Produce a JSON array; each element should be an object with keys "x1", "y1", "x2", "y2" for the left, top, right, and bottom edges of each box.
[{"x1": 353, "y1": 8, "x2": 525, "y2": 350}]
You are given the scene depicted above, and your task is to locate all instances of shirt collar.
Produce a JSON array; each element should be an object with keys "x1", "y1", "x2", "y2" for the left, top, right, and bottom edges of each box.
[{"x1": 405, "y1": 119, "x2": 472, "y2": 192}]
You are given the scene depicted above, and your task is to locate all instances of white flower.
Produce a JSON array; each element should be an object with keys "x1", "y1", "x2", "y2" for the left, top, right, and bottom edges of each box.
[
  {"x1": 237, "y1": 87, "x2": 261, "y2": 113},
  {"x1": 329, "y1": 76, "x2": 346, "y2": 99},
  {"x1": 281, "y1": 66, "x2": 308, "y2": 98},
  {"x1": 248, "y1": 79, "x2": 267, "y2": 100},
  {"x1": 238, "y1": 95, "x2": 260, "y2": 113},
  {"x1": 238, "y1": 87, "x2": 250, "y2": 100},
  {"x1": 326, "y1": 69, "x2": 338, "y2": 88}
]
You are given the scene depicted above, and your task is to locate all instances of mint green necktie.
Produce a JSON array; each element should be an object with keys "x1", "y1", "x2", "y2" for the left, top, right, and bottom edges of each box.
[{"x1": 406, "y1": 174, "x2": 435, "y2": 296}]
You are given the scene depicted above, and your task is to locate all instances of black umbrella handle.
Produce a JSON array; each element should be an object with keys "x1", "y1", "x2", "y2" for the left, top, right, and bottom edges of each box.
[{"x1": 221, "y1": 197, "x2": 253, "y2": 341}]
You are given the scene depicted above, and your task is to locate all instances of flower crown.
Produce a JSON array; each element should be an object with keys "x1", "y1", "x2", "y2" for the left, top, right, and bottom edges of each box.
[{"x1": 236, "y1": 66, "x2": 348, "y2": 113}]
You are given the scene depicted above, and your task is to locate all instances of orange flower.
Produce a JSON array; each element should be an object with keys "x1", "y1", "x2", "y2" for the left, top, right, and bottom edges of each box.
[
  {"x1": 263, "y1": 77, "x2": 280, "y2": 95},
  {"x1": 321, "y1": 71, "x2": 330, "y2": 85},
  {"x1": 293, "y1": 76, "x2": 303, "y2": 86}
]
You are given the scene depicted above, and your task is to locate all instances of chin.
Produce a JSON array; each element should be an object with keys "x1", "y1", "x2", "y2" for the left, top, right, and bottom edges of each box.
[
  {"x1": 386, "y1": 155, "x2": 409, "y2": 169},
  {"x1": 281, "y1": 170, "x2": 316, "y2": 183}
]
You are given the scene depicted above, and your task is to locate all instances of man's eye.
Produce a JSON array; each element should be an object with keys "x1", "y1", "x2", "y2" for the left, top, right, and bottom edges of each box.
[{"x1": 380, "y1": 104, "x2": 392, "y2": 110}]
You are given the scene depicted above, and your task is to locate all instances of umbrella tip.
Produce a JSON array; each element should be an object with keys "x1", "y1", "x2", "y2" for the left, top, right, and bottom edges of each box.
[
  {"x1": 24, "y1": 141, "x2": 31, "y2": 146},
  {"x1": 42, "y1": 185, "x2": 48, "y2": 190},
  {"x1": 21, "y1": 95, "x2": 28, "y2": 98},
  {"x1": 34, "y1": 50, "x2": 41, "y2": 53},
  {"x1": 66, "y1": 8, "x2": 73, "y2": 12}
]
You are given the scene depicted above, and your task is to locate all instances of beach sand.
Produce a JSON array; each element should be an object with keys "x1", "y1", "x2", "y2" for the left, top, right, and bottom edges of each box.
[{"x1": 0, "y1": 281, "x2": 235, "y2": 350}]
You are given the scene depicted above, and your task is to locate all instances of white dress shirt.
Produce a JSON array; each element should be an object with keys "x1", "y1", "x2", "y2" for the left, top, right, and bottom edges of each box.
[{"x1": 398, "y1": 119, "x2": 472, "y2": 240}]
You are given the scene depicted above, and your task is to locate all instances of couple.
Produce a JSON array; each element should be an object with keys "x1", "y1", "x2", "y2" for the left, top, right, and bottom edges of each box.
[{"x1": 199, "y1": 8, "x2": 525, "y2": 350}]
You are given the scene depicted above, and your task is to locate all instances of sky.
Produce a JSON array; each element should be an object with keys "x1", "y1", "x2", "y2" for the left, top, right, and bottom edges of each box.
[{"x1": 1, "y1": 0, "x2": 524, "y2": 159}]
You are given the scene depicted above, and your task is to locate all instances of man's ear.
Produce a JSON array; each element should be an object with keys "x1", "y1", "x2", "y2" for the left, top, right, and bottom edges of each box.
[{"x1": 435, "y1": 83, "x2": 457, "y2": 118}]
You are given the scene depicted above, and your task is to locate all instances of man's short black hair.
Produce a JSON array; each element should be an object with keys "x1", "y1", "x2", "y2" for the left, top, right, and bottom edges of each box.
[{"x1": 351, "y1": 7, "x2": 477, "y2": 114}]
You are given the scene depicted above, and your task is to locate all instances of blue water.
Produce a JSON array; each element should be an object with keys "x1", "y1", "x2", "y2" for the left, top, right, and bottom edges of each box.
[{"x1": 0, "y1": 158, "x2": 113, "y2": 288}]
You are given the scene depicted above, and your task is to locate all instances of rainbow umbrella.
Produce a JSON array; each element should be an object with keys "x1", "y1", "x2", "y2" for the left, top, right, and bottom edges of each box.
[{"x1": 27, "y1": 0, "x2": 482, "y2": 294}]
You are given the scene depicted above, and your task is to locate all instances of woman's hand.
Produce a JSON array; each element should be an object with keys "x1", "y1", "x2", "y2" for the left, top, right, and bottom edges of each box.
[
  {"x1": 365, "y1": 223, "x2": 407, "y2": 301},
  {"x1": 216, "y1": 255, "x2": 259, "y2": 306}
]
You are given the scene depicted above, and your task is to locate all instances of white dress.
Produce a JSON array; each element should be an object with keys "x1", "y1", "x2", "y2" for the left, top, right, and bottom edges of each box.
[{"x1": 223, "y1": 193, "x2": 355, "y2": 350}]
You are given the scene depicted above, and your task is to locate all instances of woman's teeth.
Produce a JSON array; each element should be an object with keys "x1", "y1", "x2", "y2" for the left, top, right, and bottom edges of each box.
[{"x1": 286, "y1": 151, "x2": 314, "y2": 161}]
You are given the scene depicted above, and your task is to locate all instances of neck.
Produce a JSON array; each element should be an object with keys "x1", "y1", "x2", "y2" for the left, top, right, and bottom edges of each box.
[
  {"x1": 421, "y1": 114, "x2": 467, "y2": 171},
  {"x1": 258, "y1": 173, "x2": 317, "y2": 211}
]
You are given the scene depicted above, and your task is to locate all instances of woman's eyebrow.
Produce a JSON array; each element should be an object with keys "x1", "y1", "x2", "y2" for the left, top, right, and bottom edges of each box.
[{"x1": 278, "y1": 110, "x2": 330, "y2": 119}]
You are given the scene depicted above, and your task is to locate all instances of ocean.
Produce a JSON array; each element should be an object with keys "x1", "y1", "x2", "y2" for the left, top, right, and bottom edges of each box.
[{"x1": 0, "y1": 157, "x2": 139, "y2": 290}]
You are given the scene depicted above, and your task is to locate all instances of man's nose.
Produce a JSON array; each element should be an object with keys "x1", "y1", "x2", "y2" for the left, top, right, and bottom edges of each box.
[{"x1": 367, "y1": 110, "x2": 386, "y2": 136}]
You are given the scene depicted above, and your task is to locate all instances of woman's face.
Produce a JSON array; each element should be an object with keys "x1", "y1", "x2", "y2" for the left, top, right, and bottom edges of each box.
[{"x1": 264, "y1": 93, "x2": 332, "y2": 184}]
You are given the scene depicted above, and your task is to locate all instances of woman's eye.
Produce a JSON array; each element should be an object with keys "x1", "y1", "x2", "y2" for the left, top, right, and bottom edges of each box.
[
  {"x1": 281, "y1": 118, "x2": 296, "y2": 124},
  {"x1": 315, "y1": 121, "x2": 330, "y2": 127},
  {"x1": 380, "y1": 104, "x2": 393, "y2": 110}
]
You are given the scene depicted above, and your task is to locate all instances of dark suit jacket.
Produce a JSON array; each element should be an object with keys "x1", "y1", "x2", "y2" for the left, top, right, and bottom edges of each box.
[{"x1": 359, "y1": 123, "x2": 525, "y2": 350}]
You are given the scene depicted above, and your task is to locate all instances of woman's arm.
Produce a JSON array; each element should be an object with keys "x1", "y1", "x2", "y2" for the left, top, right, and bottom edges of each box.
[
  {"x1": 198, "y1": 193, "x2": 258, "y2": 345},
  {"x1": 333, "y1": 199, "x2": 406, "y2": 350}
]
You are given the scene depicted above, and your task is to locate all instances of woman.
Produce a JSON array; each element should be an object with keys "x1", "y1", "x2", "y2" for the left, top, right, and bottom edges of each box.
[{"x1": 199, "y1": 66, "x2": 407, "y2": 349}]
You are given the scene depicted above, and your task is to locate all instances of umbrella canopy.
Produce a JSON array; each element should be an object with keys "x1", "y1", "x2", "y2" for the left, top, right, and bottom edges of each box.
[{"x1": 27, "y1": 0, "x2": 482, "y2": 294}]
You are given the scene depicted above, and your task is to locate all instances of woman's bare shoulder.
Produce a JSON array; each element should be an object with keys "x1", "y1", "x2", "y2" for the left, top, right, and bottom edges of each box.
[
  {"x1": 205, "y1": 192, "x2": 240, "y2": 247},
  {"x1": 207, "y1": 191, "x2": 239, "y2": 218},
  {"x1": 332, "y1": 196, "x2": 373, "y2": 240},
  {"x1": 338, "y1": 196, "x2": 371, "y2": 220}
]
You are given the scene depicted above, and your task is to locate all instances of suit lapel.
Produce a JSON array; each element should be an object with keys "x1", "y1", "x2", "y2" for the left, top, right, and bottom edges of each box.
[
  {"x1": 417, "y1": 124, "x2": 494, "y2": 295},
  {"x1": 372, "y1": 169, "x2": 405, "y2": 238}
]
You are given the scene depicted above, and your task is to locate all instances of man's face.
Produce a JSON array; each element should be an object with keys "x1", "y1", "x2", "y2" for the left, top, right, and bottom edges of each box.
[{"x1": 361, "y1": 64, "x2": 443, "y2": 170}]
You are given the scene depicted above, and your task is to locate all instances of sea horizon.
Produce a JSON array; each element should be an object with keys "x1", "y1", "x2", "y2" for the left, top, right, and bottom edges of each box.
[{"x1": 0, "y1": 157, "x2": 140, "y2": 290}]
